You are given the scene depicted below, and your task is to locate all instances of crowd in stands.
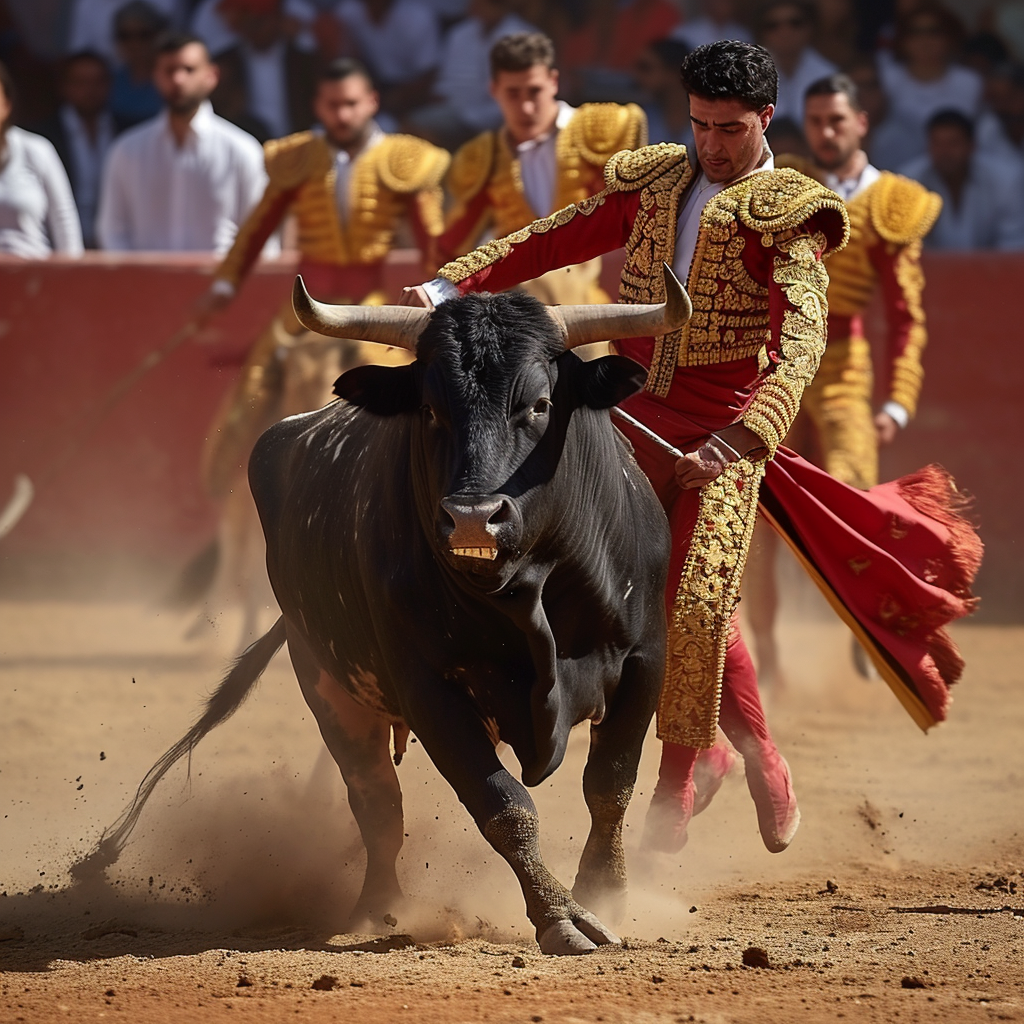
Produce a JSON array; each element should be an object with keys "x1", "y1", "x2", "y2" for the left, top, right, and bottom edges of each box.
[{"x1": 4, "y1": 0, "x2": 1024, "y2": 255}]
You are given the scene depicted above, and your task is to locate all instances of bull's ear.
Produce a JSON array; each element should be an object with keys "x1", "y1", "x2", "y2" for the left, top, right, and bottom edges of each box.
[
  {"x1": 333, "y1": 364, "x2": 419, "y2": 416},
  {"x1": 571, "y1": 354, "x2": 648, "y2": 409}
]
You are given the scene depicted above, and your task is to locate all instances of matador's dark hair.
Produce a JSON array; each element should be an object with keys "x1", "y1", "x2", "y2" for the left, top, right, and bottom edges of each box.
[
  {"x1": 680, "y1": 40, "x2": 778, "y2": 110},
  {"x1": 490, "y1": 33, "x2": 557, "y2": 79},
  {"x1": 805, "y1": 72, "x2": 863, "y2": 112},
  {"x1": 319, "y1": 57, "x2": 376, "y2": 90}
]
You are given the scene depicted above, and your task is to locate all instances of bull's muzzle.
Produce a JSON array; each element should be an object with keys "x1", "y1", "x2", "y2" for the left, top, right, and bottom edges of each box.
[{"x1": 440, "y1": 495, "x2": 518, "y2": 562}]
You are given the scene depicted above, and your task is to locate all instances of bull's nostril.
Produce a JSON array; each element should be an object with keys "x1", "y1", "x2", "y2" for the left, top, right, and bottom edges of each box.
[{"x1": 487, "y1": 499, "x2": 512, "y2": 525}]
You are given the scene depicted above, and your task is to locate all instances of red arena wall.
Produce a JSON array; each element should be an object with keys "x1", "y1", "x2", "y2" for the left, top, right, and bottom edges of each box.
[{"x1": 0, "y1": 251, "x2": 1019, "y2": 615}]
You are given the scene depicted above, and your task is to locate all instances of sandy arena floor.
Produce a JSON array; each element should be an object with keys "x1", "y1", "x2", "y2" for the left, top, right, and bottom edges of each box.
[{"x1": 1, "y1": 592, "x2": 1021, "y2": 1024}]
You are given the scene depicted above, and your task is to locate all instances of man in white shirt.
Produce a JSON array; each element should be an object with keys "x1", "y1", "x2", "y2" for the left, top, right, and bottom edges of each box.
[
  {"x1": 755, "y1": 0, "x2": 835, "y2": 124},
  {"x1": 901, "y1": 108, "x2": 1024, "y2": 251},
  {"x1": 97, "y1": 32, "x2": 272, "y2": 252},
  {"x1": 670, "y1": 0, "x2": 751, "y2": 49}
]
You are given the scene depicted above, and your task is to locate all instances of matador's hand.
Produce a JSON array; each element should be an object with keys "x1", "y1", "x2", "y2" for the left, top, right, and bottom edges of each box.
[
  {"x1": 874, "y1": 411, "x2": 899, "y2": 445},
  {"x1": 674, "y1": 445, "x2": 727, "y2": 490},
  {"x1": 399, "y1": 285, "x2": 433, "y2": 309}
]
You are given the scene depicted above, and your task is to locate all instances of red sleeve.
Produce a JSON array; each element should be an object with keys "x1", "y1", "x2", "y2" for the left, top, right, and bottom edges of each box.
[
  {"x1": 438, "y1": 188, "x2": 640, "y2": 295},
  {"x1": 214, "y1": 184, "x2": 297, "y2": 289},
  {"x1": 868, "y1": 237, "x2": 927, "y2": 417}
]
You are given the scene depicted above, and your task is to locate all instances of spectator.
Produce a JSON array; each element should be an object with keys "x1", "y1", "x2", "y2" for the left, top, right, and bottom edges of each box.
[
  {"x1": 333, "y1": 0, "x2": 441, "y2": 123},
  {"x1": 977, "y1": 62, "x2": 1024, "y2": 165},
  {"x1": 755, "y1": 0, "x2": 836, "y2": 123},
  {"x1": 846, "y1": 55, "x2": 921, "y2": 170},
  {"x1": 878, "y1": 3, "x2": 983, "y2": 160},
  {"x1": 670, "y1": 0, "x2": 751, "y2": 50},
  {"x1": 0, "y1": 60, "x2": 84, "y2": 256},
  {"x1": 558, "y1": 0, "x2": 680, "y2": 102},
  {"x1": 900, "y1": 109, "x2": 1024, "y2": 251},
  {"x1": 961, "y1": 31, "x2": 1011, "y2": 79},
  {"x1": 211, "y1": 0, "x2": 321, "y2": 143},
  {"x1": 191, "y1": 0, "x2": 321, "y2": 57},
  {"x1": 813, "y1": 0, "x2": 862, "y2": 69},
  {"x1": 109, "y1": 1, "x2": 170, "y2": 129},
  {"x1": 67, "y1": 0, "x2": 178, "y2": 63},
  {"x1": 97, "y1": 33, "x2": 272, "y2": 252},
  {"x1": 633, "y1": 37, "x2": 693, "y2": 147},
  {"x1": 32, "y1": 51, "x2": 119, "y2": 248},
  {"x1": 405, "y1": 0, "x2": 536, "y2": 150}
]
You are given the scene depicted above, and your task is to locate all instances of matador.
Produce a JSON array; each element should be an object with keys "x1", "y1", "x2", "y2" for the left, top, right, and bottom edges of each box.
[
  {"x1": 410, "y1": 42, "x2": 980, "y2": 856},
  {"x1": 745, "y1": 73, "x2": 943, "y2": 687},
  {"x1": 440, "y1": 32, "x2": 646, "y2": 309},
  {"x1": 196, "y1": 60, "x2": 450, "y2": 497}
]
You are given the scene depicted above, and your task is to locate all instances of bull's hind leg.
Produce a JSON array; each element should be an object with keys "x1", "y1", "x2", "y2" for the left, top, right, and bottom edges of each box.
[
  {"x1": 285, "y1": 624, "x2": 405, "y2": 929},
  {"x1": 403, "y1": 682, "x2": 618, "y2": 955},
  {"x1": 573, "y1": 651, "x2": 661, "y2": 922}
]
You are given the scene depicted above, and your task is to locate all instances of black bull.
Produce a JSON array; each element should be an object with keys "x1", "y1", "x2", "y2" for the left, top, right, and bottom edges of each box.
[{"x1": 77, "y1": 290, "x2": 672, "y2": 955}]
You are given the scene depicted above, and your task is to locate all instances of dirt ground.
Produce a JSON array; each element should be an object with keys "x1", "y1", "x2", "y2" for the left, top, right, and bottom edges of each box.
[{"x1": 1, "y1": 585, "x2": 1022, "y2": 1024}]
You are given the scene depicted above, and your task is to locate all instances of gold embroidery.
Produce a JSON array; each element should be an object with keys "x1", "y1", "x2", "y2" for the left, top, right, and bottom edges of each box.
[
  {"x1": 869, "y1": 173, "x2": 942, "y2": 245},
  {"x1": 437, "y1": 196, "x2": 607, "y2": 284},
  {"x1": 742, "y1": 232, "x2": 830, "y2": 457},
  {"x1": 658, "y1": 458, "x2": 766, "y2": 749},
  {"x1": 889, "y1": 237, "x2": 928, "y2": 416}
]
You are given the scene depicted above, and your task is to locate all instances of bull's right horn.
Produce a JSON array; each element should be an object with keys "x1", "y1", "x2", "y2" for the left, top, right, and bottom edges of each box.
[
  {"x1": 292, "y1": 277, "x2": 430, "y2": 350},
  {"x1": 547, "y1": 263, "x2": 692, "y2": 348}
]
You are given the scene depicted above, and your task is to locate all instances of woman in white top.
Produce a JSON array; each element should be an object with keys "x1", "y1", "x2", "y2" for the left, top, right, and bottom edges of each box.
[
  {"x1": 0, "y1": 63, "x2": 84, "y2": 257},
  {"x1": 878, "y1": 2, "x2": 982, "y2": 157}
]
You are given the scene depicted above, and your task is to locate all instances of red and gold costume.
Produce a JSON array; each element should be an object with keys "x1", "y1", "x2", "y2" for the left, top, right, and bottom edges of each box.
[
  {"x1": 439, "y1": 103, "x2": 646, "y2": 306},
  {"x1": 434, "y1": 142, "x2": 980, "y2": 850},
  {"x1": 799, "y1": 172, "x2": 941, "y2": 487},
  {"x1": 202, "y1": 129, "x2": 450, "y2": 495}
]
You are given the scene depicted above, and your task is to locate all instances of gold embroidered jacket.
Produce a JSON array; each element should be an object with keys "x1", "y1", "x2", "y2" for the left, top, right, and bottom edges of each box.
[
  {"x1": 214, "y1": 130, "x2": 450, "y2": 290},
  {"x1": 437, "y1": 144, "x2": 850, "y2": 458},
  {"x1": 438, "y1": 103, "x2": 647, "y2": 261},
  {"x1": 825, "y1": 172, "x2": 941, "y2": 418}
]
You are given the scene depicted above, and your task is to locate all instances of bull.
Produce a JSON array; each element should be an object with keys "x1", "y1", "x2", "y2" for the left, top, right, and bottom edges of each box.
[{"x1": 77, "y1": 268, "x2": 691, "y2": 954}]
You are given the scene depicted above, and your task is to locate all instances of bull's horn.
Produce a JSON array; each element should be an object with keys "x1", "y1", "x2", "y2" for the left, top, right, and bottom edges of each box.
[
  {"x1": 547, "y1": 263, "x2": 692, "y2": 348},
  {"x1": 292, "y1": 276, "x2": 430, "y2": 350}
]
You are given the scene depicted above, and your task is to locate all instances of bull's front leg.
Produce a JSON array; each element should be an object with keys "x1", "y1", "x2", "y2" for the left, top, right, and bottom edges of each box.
[
  {"x1": 403, "y1": 681, "x2": 619, "y2": 955},
  {"x1": 573, "y1": 649, "x2": 662, "y2": 921}
]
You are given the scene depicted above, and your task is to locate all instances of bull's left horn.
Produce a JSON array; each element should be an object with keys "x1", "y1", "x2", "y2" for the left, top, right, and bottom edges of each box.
[
  {"x1": 548, "y1": 263, "x2": 692, "y2": 348},
  {"x1": 292, "y1": 277, "x2": 430, "y2": 350}
]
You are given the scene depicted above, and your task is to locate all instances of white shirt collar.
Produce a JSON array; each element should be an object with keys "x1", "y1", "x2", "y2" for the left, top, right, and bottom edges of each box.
[
  {"x1": 824, "y1": 161, "x2": 881, "y2": 201},
  {"x1": 512, "y1": 101, "x2": 575, "y2": 156},
  {"x1": 161, "y1": 100, "x2": 216, "y2": 146}
]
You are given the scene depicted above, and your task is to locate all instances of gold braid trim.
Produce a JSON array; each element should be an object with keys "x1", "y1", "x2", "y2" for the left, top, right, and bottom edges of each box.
[
  {"x1": 446, "y1": 131, "x2": 497, "y2": 205},
  {"x1": 568, "y1": 102, "x2": 648, "y2": 165},
  {"x1": 889, "y1": 237, "x2": 927, "y2": 417},
  {"x1": 373, "y1": 134, "x2": 451, "y2": 194},
  {"x1": 604, "y1": 142, "x2": 689, "y2": 191},
  {"x1": 868, "y1": 173, "x2": 942, "y2": 245},
  {"x1": 265, "y1": 131, "x2": 331, "y2": 189},
  {"x1": 742, "y1": 232, "x2": 830, "y2": 457},
  {"x1": 436, "y1": 190, "x2": 610, "y2": 284},
  {"x1": 658, "y1": 458, "x2": 766, "y2": 748}
]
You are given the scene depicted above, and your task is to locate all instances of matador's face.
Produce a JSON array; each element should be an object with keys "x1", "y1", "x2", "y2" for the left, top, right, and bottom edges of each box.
[{"x1": 688, "y1": 95, "x2": 774, "y2": 184}]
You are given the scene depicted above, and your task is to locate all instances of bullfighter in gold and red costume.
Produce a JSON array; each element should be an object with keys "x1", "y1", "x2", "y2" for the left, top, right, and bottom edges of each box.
[
  {"x1": 410, "y1": 42, "x2": 980, "y2": 855},
  {"x1": 195, "y1": 58, "x2": 449, "y2": 496},
  {"x1": 746, "y1": 73, "x2": 943, "y2": 686},
  {"x1": 440, "y1": 33, "x2": 646, "y2": 308}
]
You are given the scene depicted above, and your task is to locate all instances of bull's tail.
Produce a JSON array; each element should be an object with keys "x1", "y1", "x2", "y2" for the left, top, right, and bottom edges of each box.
[{"x1": 70, "y1": 616, "x2": 288, "y2": 882}]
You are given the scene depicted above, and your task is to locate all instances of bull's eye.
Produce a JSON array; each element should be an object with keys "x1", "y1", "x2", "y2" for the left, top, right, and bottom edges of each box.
[
  {"x1": 531, "y1": 397, "x2": 552, "y2": 417},
  {"x1": 421, "y1": 404, "x2": 436, "y2": 423}
]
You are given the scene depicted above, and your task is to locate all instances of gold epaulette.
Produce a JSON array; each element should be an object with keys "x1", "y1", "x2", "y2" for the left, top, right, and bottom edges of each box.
[
  {"x1": 773, "y1": 153, "x2": 826, "y2": 183},
  {"x1": 265, "y1": 131, "x2": 332, "y2": 189},
  {"x1": 446, "y1": 131, "x2": 497, "y2": 203},
  {"x1": 373, "y1": 134, "x2": 450, "y2": 194},
  {"x1": 604, "y1": 142, "x2": 690, "y2": 191},
  {"x1": 867, "y1": 172, "x2": 942, "y2": 245},
  {"x1": 567, "y1": 103, "x2": 648, "y2": 165},
  {"x1": 729, "y1": 168, "x2": 850, "y2": 255}
]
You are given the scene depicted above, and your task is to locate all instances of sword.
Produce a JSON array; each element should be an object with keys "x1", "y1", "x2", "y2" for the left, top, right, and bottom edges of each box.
[
  {"x1": 610, "y1": 406, "x2": 687, "y2": 460},
  {"x1": 0, "y1": 320, "x2": 199, "y2": 540}
]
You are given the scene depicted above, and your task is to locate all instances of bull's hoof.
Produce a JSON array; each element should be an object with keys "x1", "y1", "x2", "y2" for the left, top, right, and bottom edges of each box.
[{"x1": 538, "y1": 914, "x2": 620, "y2": 956}]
